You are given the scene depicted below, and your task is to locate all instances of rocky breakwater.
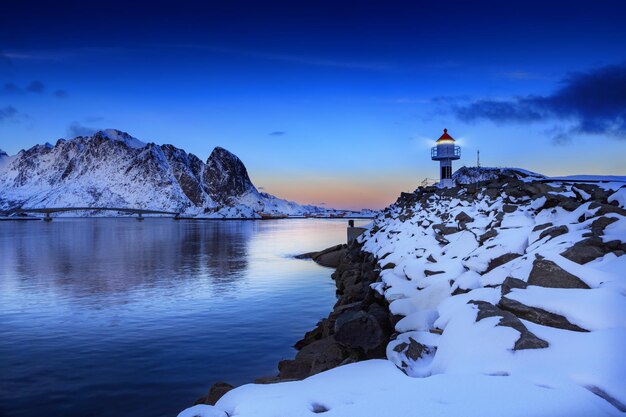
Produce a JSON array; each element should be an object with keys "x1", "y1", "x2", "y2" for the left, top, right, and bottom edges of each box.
[{"x1": 182, "y1": 170, "x2": 626, "y2": 417}]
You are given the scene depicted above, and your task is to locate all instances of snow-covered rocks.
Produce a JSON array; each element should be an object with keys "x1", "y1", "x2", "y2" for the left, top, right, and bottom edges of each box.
[{"x1": 180, "y1": 170, "x2": 626, "y2": 417}]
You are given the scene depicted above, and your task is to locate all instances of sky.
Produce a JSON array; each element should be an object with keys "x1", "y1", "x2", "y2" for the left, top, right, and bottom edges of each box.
[{"x1": 1, "y1": 0, "x2": 625, "y2": 210}]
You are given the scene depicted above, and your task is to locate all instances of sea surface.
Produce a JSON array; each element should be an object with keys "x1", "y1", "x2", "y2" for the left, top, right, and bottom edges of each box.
[{"x1": 0, "y1": 218, "x2": 368, "y2": 417}]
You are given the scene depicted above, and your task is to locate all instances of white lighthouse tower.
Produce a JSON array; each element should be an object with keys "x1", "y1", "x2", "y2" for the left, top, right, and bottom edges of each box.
[{"x1": 431, "y1": 128, "x2": 461, "y2": 188}]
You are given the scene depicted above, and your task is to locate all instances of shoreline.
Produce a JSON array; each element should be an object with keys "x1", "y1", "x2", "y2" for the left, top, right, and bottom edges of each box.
[{"x1": 193, "y1": 239, "x2": 392, "y2": 405}]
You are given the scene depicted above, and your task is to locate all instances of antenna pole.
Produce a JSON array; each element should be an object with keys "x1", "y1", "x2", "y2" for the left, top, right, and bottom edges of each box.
[{"x1": 477, "y1": 149, "x2": 480, "y2": 168}]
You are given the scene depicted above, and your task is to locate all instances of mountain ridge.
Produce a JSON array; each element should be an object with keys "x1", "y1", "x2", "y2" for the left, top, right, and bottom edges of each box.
[{"x1": 0, "y1": 129, "x2": 334, "y2": 218}]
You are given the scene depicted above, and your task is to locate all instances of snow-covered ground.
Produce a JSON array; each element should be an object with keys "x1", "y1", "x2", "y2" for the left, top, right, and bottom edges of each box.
[{"x1": 179, "y1": 171, "x2": 626, "y2": 417}]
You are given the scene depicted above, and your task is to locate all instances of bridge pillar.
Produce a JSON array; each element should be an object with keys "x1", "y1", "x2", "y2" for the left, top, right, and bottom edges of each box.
[
  {"x1": 43, "y1": 212, "x2": 52, "y2": 222},
  {"x1": 137, "y1": 212, "x2": 144, "y2": 221}
]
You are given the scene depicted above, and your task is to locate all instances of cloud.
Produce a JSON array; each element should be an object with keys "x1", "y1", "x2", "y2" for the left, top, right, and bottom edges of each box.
[
  {"x1": 452, "y1": 63, "x2": 626, "y2": 140},
  {"x1": 0, "y1": 106, "x2": 18, "y2": 121},
  {"x1": 269, "y1": 131, "x2": 286, "y2": 136},
  {"x1": 2, "y1": 80, "x2": 66, "y2": 97},
  {"x1": 26, "y1": 80, "x2": 45, "y2": 93},
  {"x1": 498, "y1": 71, "x2": 546, "y2": 80},
  {"x1": 67, "y1": 121, "x2": 99, "y2": 137},
  {"x1": 2, "y1": 82, "x2": 22, "y2": 94}
]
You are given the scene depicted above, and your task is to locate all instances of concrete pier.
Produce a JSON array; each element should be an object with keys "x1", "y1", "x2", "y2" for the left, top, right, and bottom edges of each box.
[{"x1": 347, "y1": 220, "x2": 367, "y2": 244}]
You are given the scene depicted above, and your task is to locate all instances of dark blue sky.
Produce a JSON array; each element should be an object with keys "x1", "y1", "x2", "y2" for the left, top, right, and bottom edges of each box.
[{"x1": 2, "y1": 0, "x2": 625, "y2": 208}]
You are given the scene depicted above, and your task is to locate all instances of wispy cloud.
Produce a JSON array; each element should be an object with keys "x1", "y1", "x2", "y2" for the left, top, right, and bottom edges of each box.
[
  {"x1": 67, "y1": 121, "x2": 99, "y2": 137},
  {"x1": 26, "y1": 80, "x2": 45, "y2": 93},
  {"x1": 498, "y1": 71, "x2": 547, "y2": 80},
  {"x1": 451, "y1": 63, "x2": 626, "y2": 142},
  {"x1": 269, "y1": 131, "x2": 286, "y2": 136},
  {"x1": 2, "y1": 80, "x2": 66, "y2": 97},
  {"x1": 0, "y1": 106, "x2": 18, "y2": 122}
]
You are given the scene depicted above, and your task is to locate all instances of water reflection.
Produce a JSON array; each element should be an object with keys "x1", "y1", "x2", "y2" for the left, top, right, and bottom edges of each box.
[{"x1": 0, "y1": 220, "x2": 254, "y2": 305}]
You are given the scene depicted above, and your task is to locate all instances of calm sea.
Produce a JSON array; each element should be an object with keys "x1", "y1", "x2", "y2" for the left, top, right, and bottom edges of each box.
[{"x1": 0, "y1": 218, "x2": 368, "y2": 417}]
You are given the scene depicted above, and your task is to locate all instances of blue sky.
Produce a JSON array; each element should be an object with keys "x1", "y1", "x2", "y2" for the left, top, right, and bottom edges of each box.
[{"x1": 1, "y1": 0, "x2": 625, "y2": 209}]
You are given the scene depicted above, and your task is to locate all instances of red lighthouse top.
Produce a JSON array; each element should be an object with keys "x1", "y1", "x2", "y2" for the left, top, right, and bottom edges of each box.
[{"x1": 437, "y1": 128, "x2": 455, "y2": 143}]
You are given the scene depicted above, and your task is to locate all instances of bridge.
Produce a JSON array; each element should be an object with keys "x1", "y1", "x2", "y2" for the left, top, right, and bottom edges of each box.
[{"x1": 0, "y1": 207, "x2": 180, "y2": 221}]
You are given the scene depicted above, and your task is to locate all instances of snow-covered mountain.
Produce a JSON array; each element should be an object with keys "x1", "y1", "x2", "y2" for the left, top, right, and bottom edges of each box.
[{"x1": 0, "y1": 129, "x2": 329, "y2": 218}]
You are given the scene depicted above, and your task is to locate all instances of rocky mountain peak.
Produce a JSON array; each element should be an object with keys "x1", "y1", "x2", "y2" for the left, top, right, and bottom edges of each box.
[
  {"x1": 203, "y1": 146, "x2": 256, "y2": 204},
  {"x1": 87, "y1": 129, "x2": 147, "y2": 149},
  {"x1": 0, "y1": 149, "x2": 7, "y2": 159}
]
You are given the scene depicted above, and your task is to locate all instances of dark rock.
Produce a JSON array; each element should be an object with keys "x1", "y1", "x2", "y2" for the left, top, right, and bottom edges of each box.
[
  {"x1": 469, "y1": 300, "x2": 549, "y2": 350},
  {"x1": 501, "y1": 277, "x2": 528, "y2": 295},
  {"x1": 532, "y1": 222, "x2": 553, "y2": 232},
  {"x1": 334, "y1": 310, "x2": 387, "y2": 355},
  {"x1": 589, "y1": 202, "x2": 626, "y2": 217},
  {"x1": 313, "y1": 245, "x2": 347, "y2": 268},
  {"x1": 203, "y1": 146, "x2": 256, "y2": 204},
  {"x1": 538, "y1": 225, "x2": 569, "y2": 241},
  {"x1": 294, "y1": 318, "x2": 333, "y2": 350},
  {"x1": 479, "y1": 229, "x2": 498, "y2": 244},
  {"x1": 502, "y1": 204, "x2": 518, "y2": 213},
  {"x1": 527, "y1": 257, "x2": 590, "y2": 288},
  {"x1": 392, "y1": 337, "x2": 433, "y2": 361},
  {"x1": 498, "y1": 297, "x2": 588, "y2": 332},
  {"x1": 194, "y1": 382, "x2": 234, "y2": 405},
  {"x1": 451, "y1": 287, "x2": 471, "y2": 296},
  {"x1": 424, "y1": 269, "x2": 445, "y2": 276},
  {"x1": 455, "y1": 211, "x2": 473, "y2": 224},
  {"x1": 484, "y1": 253, "x2": 522, "y2": 273},
  {"x1": 590, "y1": 216, "x2": 619, "y2": 236},
  {"x1": 433, "y1": 224, "x2": 458, "y2": 235},
  {"x1": 427, "y1": 254, "x2": 437, "y2": 263},
  {"x1": 560, "y1": 237, "x2": 625, "y2": 265},
  {"x1": 278, "y1": 337, "x2": 346, "y2": 379}
]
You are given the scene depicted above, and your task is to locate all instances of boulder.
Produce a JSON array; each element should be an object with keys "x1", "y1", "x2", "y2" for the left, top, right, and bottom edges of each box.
[
  {"x1": 334, "y1": 310, "x2": 387, "y2": 355},
  {"x1": 560, "y1": 237, "x2": 616, "y2": 265},
  {"x1": 501, "y1": 277, "x2": 528, "y2": 295},
  {"x1": 313, "y1": 245, "x2": 347, "y2": 268},
  {"x1": 538, "y1": 225, "x2": 569, "y2": 241},
  {"x1": 455, "y1": 211, "x2": 473, "y2": 224},
  {"x1": 484, "y1": 253, "x2": 522, "y2": 273},
  {"x1": 469, "y1": 300, "x2": 548, "y2": 350},
  {"x1": 527, "y1": 257, "x2": 590, "y2": 288},
  {"x1": 194, "y1": 382, "x2": 234, "y2": 406},
  {"x1": 498, "y1": 296, "x2": 588, "y2": 332},
  {"x1": 433, "y1": 224, "x2": 458, "y2": 235},
  {"x1": 502, "y1": 204, "x2": 518, "y2": 213},
  {"x1": 532, "y1": 222, "x2": 553, "y2": 232},
  {"x1": 393, "y1": 337, "x2": 434, "y2": 361},
  {"x1": 278, "y1": 336, "x2": 346, "y2": 379},
  {"x1": 479, "y1": 229, "x2": 498, "y2": 244}
]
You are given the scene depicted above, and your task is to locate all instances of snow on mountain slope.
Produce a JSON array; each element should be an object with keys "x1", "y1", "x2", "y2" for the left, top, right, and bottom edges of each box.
[
  {"x1": 179, "y1": 173, "x2": 626, "y2": 417},
  {"x1": 0, "y1": 130, "x2": 329, "y2": 217}
]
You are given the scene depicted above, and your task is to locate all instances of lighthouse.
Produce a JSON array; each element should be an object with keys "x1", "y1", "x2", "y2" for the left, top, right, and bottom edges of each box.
[{"x1": 431, "y1": 128, "x2": 461, "y2": 188}]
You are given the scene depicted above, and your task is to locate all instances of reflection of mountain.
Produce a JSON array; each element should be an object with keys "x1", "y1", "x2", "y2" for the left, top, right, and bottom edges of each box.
[{"x1": 0, "y1": 219, "x2": 253, "y2": 304}]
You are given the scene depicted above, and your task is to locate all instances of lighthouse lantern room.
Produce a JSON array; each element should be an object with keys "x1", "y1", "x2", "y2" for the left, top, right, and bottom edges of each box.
[{"x1": 431, "y1": 128, "x2": 461, "y2": 188}]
